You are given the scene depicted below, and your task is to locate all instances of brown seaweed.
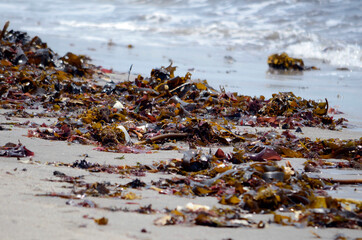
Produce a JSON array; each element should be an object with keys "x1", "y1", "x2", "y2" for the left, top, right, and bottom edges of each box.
[
  {"x1": 0, "y1": 142, "x2": 34, "y2": 157},
  {"x1": 3, "y1": 22, "x2": 361, "y2": 230},
  {"x1": 268, "y1": 52, "x2": 318, "y2": 71}
]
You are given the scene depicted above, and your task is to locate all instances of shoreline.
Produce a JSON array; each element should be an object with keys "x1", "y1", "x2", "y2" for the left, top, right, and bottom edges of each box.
[
  {"x1": 1, "y1": 26, "x2": 361, "y2": 239},
  {"x1": 34, "y1": 33, "x2": 362, "y2": 132}
]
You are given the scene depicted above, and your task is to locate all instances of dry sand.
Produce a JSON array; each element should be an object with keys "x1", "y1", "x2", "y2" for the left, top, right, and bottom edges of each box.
[{"x1": 0, "y1": 75, "x2": 361, "y2": 240}]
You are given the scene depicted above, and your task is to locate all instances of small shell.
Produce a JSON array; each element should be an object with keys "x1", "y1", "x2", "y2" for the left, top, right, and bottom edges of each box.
[
  {"x1": 117, "y1": 125, "x2": 132, "y2": 143},
  {"x1": 185, "y1": 202, "x2": 210, "y2": 212},
  {"x1": 113, "y1": 100, "x2": 124, "y2": 110}
]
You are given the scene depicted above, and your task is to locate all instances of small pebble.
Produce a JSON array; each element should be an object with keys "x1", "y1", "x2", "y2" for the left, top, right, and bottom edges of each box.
[{"x1": 295, "y1": 127, "x2": 302, "y2": 133}]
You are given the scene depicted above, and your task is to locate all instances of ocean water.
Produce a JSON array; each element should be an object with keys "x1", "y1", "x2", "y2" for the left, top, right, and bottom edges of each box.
[{"x1": 1, "y1": 0, "x2": 361, "y2": 127}]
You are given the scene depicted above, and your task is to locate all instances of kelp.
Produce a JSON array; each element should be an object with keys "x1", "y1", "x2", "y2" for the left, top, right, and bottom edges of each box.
[
  {"x1": 2, "y1": 22, "x2": 361, "y2": 230},
  {"x1": 150, "y1": 160, "x2": 360, "y2": 229},
  {"x1": 38, "y1": 151, "x2": 361, "y2": 229},
  {"x1": 46, "y1": 158, "x2": 148, "y2": 176},
  {"x1": 268, "y1": 52, "x2": 318, "y2": 71},
  {"x1": 1, "y1": 22, "x2": 348, "y2": 154},
  {"x1": 273, "y1": 206, "x2": 361, "y2": 229},
  {"x1": 155, "y1": 204, "x2": 259, "y2": 228},
  {"x1": 41, "y1": 174, "x2": 139, "y2": 200},
  {"x1": 0, "y1": 141, "x2": 34, "y2": 157},
  {"x1": 232, "y1": 133, "x2": 362, "y2": 163}
]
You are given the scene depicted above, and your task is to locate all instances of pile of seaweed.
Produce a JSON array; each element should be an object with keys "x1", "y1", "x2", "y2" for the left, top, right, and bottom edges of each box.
[
  {"x1": 1, "y1": 22, "x2": 361, "y2": 230},
  {"x1": 0, "y1": 22, "x2": 348, "y2": 153}
]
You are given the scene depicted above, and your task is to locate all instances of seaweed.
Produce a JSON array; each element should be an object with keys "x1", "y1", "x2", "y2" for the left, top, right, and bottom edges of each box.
[
  {"x1": 37, "y1": 149, "x2": 361, "y2": 229},
  {"x1": 94, "y1": 217, "x2": 108, "y2": 225},
  {"x1": 0, "y1": 142, "x2": 34, "y2": 157},
  {"x1": 3, "y1": 22, "x2": 361, "y2": 230},
  {"x1": 268, "y1": 52, "x2": 318, "y2": 71},
  {"x1": 2, "y1": 23, "x2": 346, "y2": 152}
]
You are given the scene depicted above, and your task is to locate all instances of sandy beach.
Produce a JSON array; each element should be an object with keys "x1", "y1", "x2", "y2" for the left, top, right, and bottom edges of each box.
[
  {"x1": 1, "y1": 68, "x2": 361, "y2": 239},
  {"x1": 1, "y1": 2, "x2": 362, "y2": 237}
]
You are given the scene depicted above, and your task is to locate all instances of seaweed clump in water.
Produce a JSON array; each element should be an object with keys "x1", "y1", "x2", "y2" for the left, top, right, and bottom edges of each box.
[{"x1": 268, "y1": 52, "x2": 318, "y2": 71}]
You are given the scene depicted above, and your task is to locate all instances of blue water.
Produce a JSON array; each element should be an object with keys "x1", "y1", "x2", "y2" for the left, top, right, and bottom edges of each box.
[
  {"x1": 1, "y1": 0, "x2": 361, "y2": 68},
  {"x1": 1, "y1": 0, "x2": 362, "y2": 128}
]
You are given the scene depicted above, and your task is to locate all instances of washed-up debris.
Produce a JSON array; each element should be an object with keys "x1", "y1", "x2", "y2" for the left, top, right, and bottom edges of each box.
[
  {"x1": 94, "y1": 217, "x2": 108, "y2": 225},
  {"x1": 1, "y1": 22, "x2": 348, "y2": 155},
  {"x1": 37, "y1": 144, "x2": 361, "y2": 229},
  {"x1": 46, "y1": 158, "x2": 148, "y2": 176},
  {"x1": 45, "y1": 170, "x2": 85, "y2": 184},
  {"x1": 0, "y1": 142, "x2": 34, "y2": 157},
  {"x1": 2, "y1": 22, "x2": 361, "y2": 230},
  {"x1": 36, "y1": 192, "x2": 84, "y2": 199},
  {"x1": 66, "y1": 199, "x2": 97, "y2": 208},
  {"x1": 267, "y1": 52, "x2": 318, "y2": 71},
  {"x1": 154, "y1": 203, "x2": 258, "y2": 228},
  {"x1": 273, "y1": 203, "x2": 361, "y2": 229}
]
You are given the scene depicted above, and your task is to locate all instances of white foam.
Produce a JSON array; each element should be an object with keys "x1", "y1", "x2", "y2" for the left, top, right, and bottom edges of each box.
[
  {"x1": 3, "y1": 0, "x2": 361, "y2": 70},
  {"x1": 286, "y1": 41, "x2": 362, "y2": 69},
  {"x1": 59, "y1": 20, "x2": 148, "y2": 32},
  {"x1": 325, "y1": 19, "x2": 341, "y2": 27},
  {"x1": 0, "y1": 3, "x2": 26, "y2": 11}
]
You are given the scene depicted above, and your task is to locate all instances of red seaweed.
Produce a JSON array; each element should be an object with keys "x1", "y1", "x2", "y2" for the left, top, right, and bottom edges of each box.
[{"x1": 0, "y1": 142, "x2": 34, "y2": 157}]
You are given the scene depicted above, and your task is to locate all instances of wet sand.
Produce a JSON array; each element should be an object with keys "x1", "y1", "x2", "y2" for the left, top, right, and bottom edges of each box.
[{"x1": 0, "y1": 73, "x2": 361, "y2": 240}]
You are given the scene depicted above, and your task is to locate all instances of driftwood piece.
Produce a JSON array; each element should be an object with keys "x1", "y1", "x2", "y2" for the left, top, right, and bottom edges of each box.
[{"x1": 135, "y1": 133, "x2": 189, "y2": 145}]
